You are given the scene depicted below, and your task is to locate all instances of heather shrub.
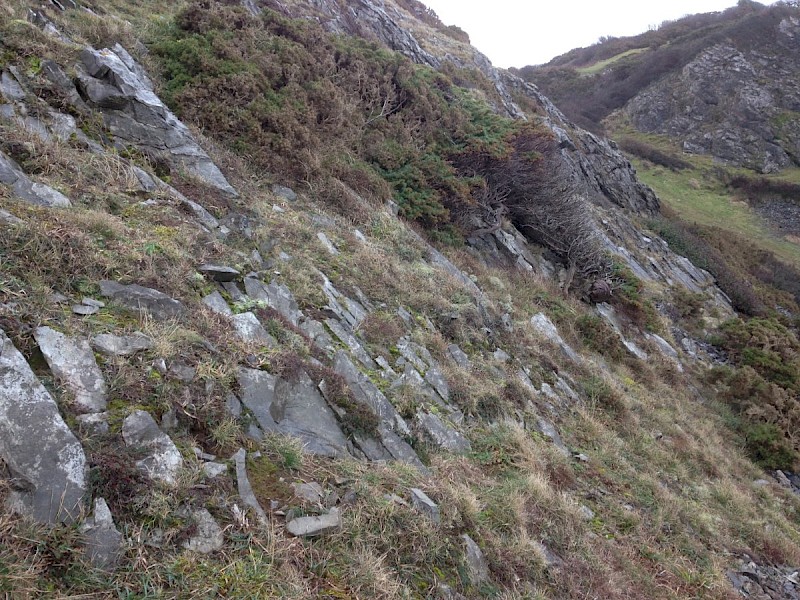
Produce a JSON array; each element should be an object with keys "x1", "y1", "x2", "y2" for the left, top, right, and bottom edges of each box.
[
  {"x1": 618, "y1": 137, "x2": 692, "y2": 171},
  {"x1": 712, "y1": 319, "x2": 800, "y2": 470}
]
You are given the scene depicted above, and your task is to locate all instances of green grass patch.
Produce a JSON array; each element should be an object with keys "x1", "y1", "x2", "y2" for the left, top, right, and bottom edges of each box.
[{"x1": 576, "y1": 48, "x2": 647, "y2": 76}]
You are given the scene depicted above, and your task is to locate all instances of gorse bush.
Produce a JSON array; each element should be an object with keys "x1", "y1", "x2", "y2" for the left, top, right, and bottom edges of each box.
[
  {"x1": 712, "y1": 318, "x2": 800, "y2": 470},
  {"x1": 150, "y1": 2, "x2": 604, "y2": 275},
  {"x1": 618, "y1": 137, "x2": 692, "y2": 171},
  {"x1": 150, "y1": 2, "x2": 490, "y2": 233},
  {"x1": 726, "y1": 173, "x2": 800, "y2": 204}
]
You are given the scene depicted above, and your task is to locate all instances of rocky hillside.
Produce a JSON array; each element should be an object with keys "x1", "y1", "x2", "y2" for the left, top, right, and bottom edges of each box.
[
  {"x1": 517, "y1": 1, "x2": 800, "y2": 173},
  {"x1": 1, "y1": 1, "x2": 800, "y2": 598}
]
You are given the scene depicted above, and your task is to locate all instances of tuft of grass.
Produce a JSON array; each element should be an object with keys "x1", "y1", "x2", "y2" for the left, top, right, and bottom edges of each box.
[{"x1": 261, "y1": 433, "x2": 304, "y2": 472}]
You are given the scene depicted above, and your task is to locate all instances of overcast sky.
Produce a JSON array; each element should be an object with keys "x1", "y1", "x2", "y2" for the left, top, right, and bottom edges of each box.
[{"x1": 422, "y1": 1, "x2": 778, "y2": 67}]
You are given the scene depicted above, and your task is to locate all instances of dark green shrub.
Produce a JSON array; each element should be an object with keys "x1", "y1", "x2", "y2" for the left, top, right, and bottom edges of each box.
[
  {"x1": 619, "y1": 137, "x2": 692, "y2": 171},
  {"x1": 609, "y1": 262, "x2": 661, "y2": 332},
  {"x1": 742, "y1": 422, "x2": 796, "y2": 471},
  {"x1": 576, "y1": 314, "x2": 625, "y2": 361},
  {"x1": 150, "y1": 1, "x2": 603, "y2": 267},
  {"x1": 711, "y1": 320, "x2": 800, "y2": 470}
]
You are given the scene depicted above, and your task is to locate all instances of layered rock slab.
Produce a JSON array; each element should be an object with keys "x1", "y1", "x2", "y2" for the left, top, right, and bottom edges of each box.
[
  {"x1": 76, "y1": 45, "x2": 237, "y2": 196},
  {"x1": 122, "y1": 411, "x2": 183, "y2": 485},
  {"x1": 0, "y1": 150, "x2": 71, "y2": 207},
  {"x1": 99, "y1": 280, "x2": 186, "y2": 320},
  {"x1": 237, "y1": 368, "x2": 349, "y2": 457},
  {"x1": 34, "y1": 326, "x2": 108, "y2": 413},
  {"x1": 0, "y1": 328, "x2": 87, "y2": 523}
]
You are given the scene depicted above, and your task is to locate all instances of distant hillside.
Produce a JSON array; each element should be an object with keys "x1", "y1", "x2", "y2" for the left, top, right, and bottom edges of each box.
[{"x1": 514, "y1": 0, "x2": 800, "y2": 173}]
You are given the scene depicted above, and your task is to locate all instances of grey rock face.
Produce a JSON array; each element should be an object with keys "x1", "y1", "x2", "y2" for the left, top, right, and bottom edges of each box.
[
  {"x1": 415, "y1": 411, "x2": 471, "y2": 454},
  {"x1": 447, "y1": 344, "x2": 471, "y2": 369},
  {"x1": 271, "y1": 184, "x2": 296, "y2": 201},
  {"x1": 238, "y1": 368, "x2": 279, "y2": 431},
  {"x1": 76, "y1": 45, "x2": 237, "y2": 196},
  {"x1": 333, "y1": 351, "x2": 407, "y2": 435},
  {"x1": 293, "y1": 482, "x2": 325, "y2": 504},
  {"x1": 462, "y1": 534, "x2": 489, "y2": 584},
  {"x1": 202, "y1": 290, "x2": 278, "y2": 348},
  {"x1": 0, "y1": 329, "x2": 87, "y2": 523},
  {"x1": 727, "y1": 558, "x2": 800, "y2": 600},
  {"x1": 1, "y1": 69, "x2": 25, "y2": 102},
  {"x1": 0, "y1": 208, "x2": 23, "y2": 225},
  {"x1": 122, "y1": 411, "x2": 183, "y2": 485},
  {"x1": 317, "y1": 232, "x2": 339, "y2": 255},
  {"x1": 99, "y1": 280, "x2": 186, "y2": 320},
  {"x1": 203, "y1": 462, "x2": 227, "y2": 478},
  {"x1": 596, "y1": 303, "x2": 648, "y2": 361},
  {"x1": 76, "y1": 412, "x2": 110, "y2": 435},
  {"x1": 530, "y1": 313, "x2": 580, "y2": 363},
  {"x1": 410, "y1": 488, "x2": 440, "y2": 523},
  {"x1": 646, "y1": 333, "x2": 683, "y2": 372},
  {"x1": 231, "y1": 312, "x2": 276, "y2": 347},
  {"x1": 34, "y1": 327, "x2": 108, "y2": 414},
  {"x1": 198, "y1": 264, "x2": 240, "y2": 282},
  {"x1": 535, "y1": 417, "x2": 570, "y2": 456},
  {"x1": 320, "y1": 274, "x2": 368, "y2": 329},
  {"x1": 0, "y1": 151, "x2": 71, "y2": 207},
  {"x1": 182, "y1": 508, "x2": 224, "y2": 554},
  {"x1": 72, "y1": 304, "x2": 99, "y2": 316},
  {"x1": 272, "y1": 374, "x2": 350, "y2": 457},
  {"x1": 376, "y1": 424, "x2": 428, "y2": 472},
  {"x1": 237, "y1": 368, "x2": 349, "y2": 457},
  {"x1": 625, "y1": 39, "x2": 800, "y2": 172},
  {"x1": 286, "y1": 507, "x2": 341, "y2": 537},
  {"x1": 91, "y1": 332, "x2": 153, "y2": 357},
  {"x1": 331, "y1": 351, "x2": 426, "y2": 469},
  {"x1": 82, "y1": 498, "x2": 124, "y2": 570},
  {"x1": 243, "y1": 277, "x2": 302, "y2": 326},
  {"x1": 326, "y1": 319, "x2": 375, "y2": 369},
  {"x1": 424, "y1": 364, "x2": 449, "y2": 401},
  {"x1": 300, "y1": 318, "x2": 335, "y2": 354},
  {"x1": 278, "y1": 0, "x2": 441, "y2": 68},
  {"x1": 201, "y1": 291, "x2": 233, "y2": 317},
  {"x1": 222, "y1": 281, "x2": 245, "y2": 302}
]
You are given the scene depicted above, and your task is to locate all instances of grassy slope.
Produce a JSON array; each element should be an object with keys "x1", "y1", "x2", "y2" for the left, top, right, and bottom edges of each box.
[
  {"x1": 608, "y1": 119, "x2": 800, "y2": 268},
  {"x1": 0, "y1": 2, "x2": 799, "y2": 599},
  {"x1": 636, "y1": 165, "x2": 800, "y2": 267}
]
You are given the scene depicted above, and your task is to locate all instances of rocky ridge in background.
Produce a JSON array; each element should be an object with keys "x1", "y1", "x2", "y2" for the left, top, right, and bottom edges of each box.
[
  {"x1": 624, "y1": 26, "x2": 800, "y2": 174},
  {"x1": 517, "y1": 2, "x2": 800, "y2": 174}
]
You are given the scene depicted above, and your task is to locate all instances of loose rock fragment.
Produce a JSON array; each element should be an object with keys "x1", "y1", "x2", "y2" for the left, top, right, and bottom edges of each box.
[
  {"x1": 34, "y1": 326, "x2": 108, "y2": 413},
  {"x1": 286, "y1": 507, "x2": 341, "y2": 537}
]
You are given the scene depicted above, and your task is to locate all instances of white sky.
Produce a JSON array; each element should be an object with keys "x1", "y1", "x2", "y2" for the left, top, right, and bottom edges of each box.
[{"x1": 422, "y1": 1, "x2": 778, "y2": 68}]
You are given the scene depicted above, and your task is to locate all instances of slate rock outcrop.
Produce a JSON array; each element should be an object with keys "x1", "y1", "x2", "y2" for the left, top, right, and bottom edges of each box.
[
  {"x1": 34, "y1": 326, "x2": 108, "y2": 414},
  {"x1": 0, "y1": 328, "x2": 87, "y2": 523},
  {"x1": 0, "y1": 150, "x2": 71, "y2": 207},
  {"x1": 75, "y1": 45, "x2": 238, "y2": 196},
  {"x1": 99, "y1": 280, "x2": 186, "y2": 320}
]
